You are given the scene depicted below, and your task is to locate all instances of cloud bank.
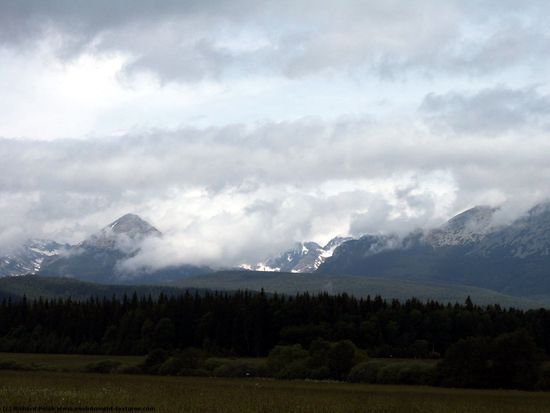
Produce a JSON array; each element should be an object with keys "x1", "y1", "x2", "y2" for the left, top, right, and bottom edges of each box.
[{"x1": 2, "y1": 1, "x2": 550, "y2": 268}]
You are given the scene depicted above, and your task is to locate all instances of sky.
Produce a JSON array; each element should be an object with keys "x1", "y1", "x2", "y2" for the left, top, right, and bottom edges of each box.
[{"x1": 2, "y1": 0, "x2": 550, "y2": 267}]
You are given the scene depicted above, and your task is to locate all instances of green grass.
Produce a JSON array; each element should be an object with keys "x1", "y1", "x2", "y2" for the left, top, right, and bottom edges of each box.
[{"x1": 0, "y1": 371, "x2": 549, "y2": 413}]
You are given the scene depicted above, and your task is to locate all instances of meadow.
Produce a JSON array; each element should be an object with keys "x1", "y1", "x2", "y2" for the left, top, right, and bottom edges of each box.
[{"x1": 1, "y1": 368, "x2": 550, "y2": 413}]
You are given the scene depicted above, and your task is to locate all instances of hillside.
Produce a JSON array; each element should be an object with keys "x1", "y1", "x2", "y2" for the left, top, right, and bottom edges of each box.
[
  {"x1": 173, "y1": 271, "x2": 550, "y2": 309},
  {"x1": 0, "y1": 275, "x2": 202, "y2": 301}
]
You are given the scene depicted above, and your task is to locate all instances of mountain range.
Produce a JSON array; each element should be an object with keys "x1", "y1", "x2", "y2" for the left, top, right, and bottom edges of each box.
[
  {"x1": 241, "y1": 237, "x2": 351, "y2": 273},
  {"x1": 0, "y1": 239, "x2": 65, "y2": 278},
  {"x1": 38, "y1": 214, "x2": 210, "y2": 284},
  {"x1": 318, "y1": 203, "x2": 550, "y2": 296},
  {"x1": 3, "y1": 202, "x2": 550, "y2": 301}
]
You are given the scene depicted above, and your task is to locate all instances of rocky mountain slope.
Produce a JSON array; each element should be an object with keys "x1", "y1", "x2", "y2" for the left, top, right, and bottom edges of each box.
[
  {"x1": 318, "y1": 203, "x2": 550, "y2": 296},
  {"x1": 39, "y1": 214, "x2": 210, "y2": 283},
  {"x1": 242, "y1": 237, "x2": 351, "y2": 273},
  {"x1": 0, "y1": 239, "x2": 65, "y2": 277}
]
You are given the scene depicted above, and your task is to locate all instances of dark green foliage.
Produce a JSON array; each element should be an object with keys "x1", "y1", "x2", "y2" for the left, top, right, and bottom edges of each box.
[
  {"x1": 267, "y1": 340, "x2": 361, "y2": 381},
  {"x1": 437, "y1": 337, "x2": 492, "y2": 388},
  {"x1": 213, "y1": 360, "x2": 268, "y2": 378},
  {"x1": 490, "y1": 329, "x2": 543, "y2": 389},
  {"x1": 538, "y1": 363, "x2": 550, "y2": 390},
  {"x1": 348, "y1": 360, "x2": 386, "y2": 383},
  {"x1": 438, "y1": 329, "x2": 543, "y2": 389},
  {"x1": 0, "y1": 360, "x2": 28, "y2": 371},
  {"x1": 348, "y1": 360, "x2": 436, "y2": 385},
  {"x1": 327, "y1": 340, "x2": 357, "y2": 380},
  {"x1": 153, "y1": 318, "x2": 175, "y2": 350},
  {"x1": 0, "y1": 289, "x2": 548, "y2": 391},
  {"x1": 267, "y1": 344, "x2": 309, "y2": 376},
  {"x1": 83, "y1": 359, "x2": 122, "y2": 374},
  {"x1": 394, "y1": 362, "x2": 436, "y2": 385},
  {"x1": 140, "y1": 349, "x2": 169, "y2": 374},
  {"x1": 141, "y1": 347, "x2": 210, "y2": 376}
]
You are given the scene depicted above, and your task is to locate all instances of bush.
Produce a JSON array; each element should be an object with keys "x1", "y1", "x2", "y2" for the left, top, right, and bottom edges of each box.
[
  {"x1": 328, "y1": 340, "x2": 357, "y2": 380},
  {"x1": 140, "y1": 349, "x2": 170, "y2": 374},
  {"x1": 83, "y1": 360, "x2": 122, "y2": 374},
  {"x1": 376, "y1": 363, "x2": 403, "y2": 384},
  {"x1": 348, "y1": 360, "x2": 386, "y2": 383},
  {"x1": 158, "y1": 357, "x2": 185, "y2": 376},
  {"x1": 173, "y1": 348, "x2": 208, "y2": 370},
  {"x1": 394, "y1": 362, "x2": 436, "y2": 385},
  {"x1": 0, "y1": 360, "x2": 28, "y2": 371},
  {"x1": 537, "y1": 363, "x2": 550, "y2": 390},
  {"x1": 375, "y1": 362, "x2": 437, "y2": 385},
  {"x1": 275, "y1": 360, "x2": 311, "y2": 380},
  {"x1": 437, "y1": 330, "x2": 543, "y2": 390},
  {"x1": 150, "y1": 348, "x2": 209, "y2": 376},
  {"x1": 204, "y1": 358, "x2": 226, "y2": 372},
  {"x1": 115, "y1": 364, "x2": 142, "y2": 375},
  {"x1": 307, "y1": 366, "x2": 331, "y2": 380},
  {"x1": 490, "y1": 329, "x2": 543, "y2": 390},
  {"x1": 213, "y1": 360, "x2": 268, "y2": 378},
  {"x1": 267, "y1": 344, "x2": 308, "y2": 375}
]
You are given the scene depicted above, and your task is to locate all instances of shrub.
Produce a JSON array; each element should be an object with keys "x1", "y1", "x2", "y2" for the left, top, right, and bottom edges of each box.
[
  {"x1": 376, "y1": 363, "x2": 403, "y2": 384},
  {"x1": 438, "y1": 330, "x2": 543, "y2": 390},
  {"x1": 267, "y1": 344, "x2": 308, "y2": 375},
  {"x1": 328, "y1": 340, "x2": 357, "y2": 380},
  {"x1": 140, "y1": 349, "x2": 170, "y2": 374},
  {"x1": 0, "y1": 360, "x2": 28, "y2": 371},
  {"x1": 204, "y1": 358, "x2": 226, "y2": 372},
  {"x1": 347, "y1": 360, "x2": 386, "y2": 383},
  {"x1": 275, "y1": 360, "x2": 311, "y2": 380},
  {"x1": 305, "y1": 366, "x2": 330, "y2": 380},
  {"x1": 374, "y1": 361, "x2": 436, "y2": 385},
  {"x1": 83, "y1": 360, "x2": 122, "y2": 374},
  {"x1": 158, "y1": 357, "x2": 185, "y2": 376},
  {"x1": 213, "y1": 360, "x2": 268, "y2": 378},
  {"x1": 394, "y1": 362, "x2": 436, "y2": 385},
  {"x1": 115, "y1": 364, "x2": 142, "y2": 375},
  {"x1": 537, "y1": 363, "x2": 550, "y2": 390},
  {"x1": 172, "y1": 348, "x2": 208, "y2": 370}
]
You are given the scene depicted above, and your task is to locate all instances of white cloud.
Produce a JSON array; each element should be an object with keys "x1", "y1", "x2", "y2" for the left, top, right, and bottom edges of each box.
[{"x1": 2, "y1": 1, "x2": 550, "y2": 266}]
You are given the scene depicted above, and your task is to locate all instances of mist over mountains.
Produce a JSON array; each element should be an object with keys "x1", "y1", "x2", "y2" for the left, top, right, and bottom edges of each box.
[
  {"x1": 2, "y1": 201, "x2": 550, "y2": 299},
  {"x1": 319, "y1": 203, "x2": 550, "y2": 295},
  {"x1": 38, "y1": 214, "x2": 210, "y2": 284}
]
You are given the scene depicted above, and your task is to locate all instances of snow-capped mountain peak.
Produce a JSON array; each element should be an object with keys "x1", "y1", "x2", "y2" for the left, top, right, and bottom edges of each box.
[
  {"x1": 0, "y1": 239, "x2": 65, "y2": 277},
  {"x1": 241, "y1": 236, "x2": 353, "y2": 274},
  {"x1": 81, "y1": 214, "x2": 162, "y2": 250},
  {"x1": 425, "y1": 206, "x2": 498, "y2": 247}
]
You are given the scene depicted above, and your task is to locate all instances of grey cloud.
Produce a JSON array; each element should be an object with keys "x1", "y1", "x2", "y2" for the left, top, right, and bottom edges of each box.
[
  {"x1": 421, "y1": 86, "x2": 550, "y2": 135},
  {"x1": 3, "y1": 117, "x2": 550, "y2": 263},
  {"x1": 3, "y1": 1, "x2": 550, "y2": 82}
]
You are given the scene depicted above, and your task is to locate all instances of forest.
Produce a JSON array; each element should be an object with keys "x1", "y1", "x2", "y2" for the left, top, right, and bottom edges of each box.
[{"x1": 0, "y1": 291, "x2": 548, "y2": 389}]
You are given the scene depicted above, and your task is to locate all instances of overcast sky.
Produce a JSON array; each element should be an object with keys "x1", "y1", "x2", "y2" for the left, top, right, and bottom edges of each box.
[{"x1": 2, "y1": 0, "x2": 550, "y2": 267}]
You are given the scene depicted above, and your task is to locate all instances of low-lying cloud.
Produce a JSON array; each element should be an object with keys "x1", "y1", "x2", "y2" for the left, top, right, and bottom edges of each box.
[{"x1": 2, "y1": 117, "x2": 550, "y2": 265}]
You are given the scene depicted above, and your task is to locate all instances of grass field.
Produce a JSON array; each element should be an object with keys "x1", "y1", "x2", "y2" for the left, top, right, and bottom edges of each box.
[
  {"x1": 0, "y1": 370, "x2": 549, "y2": 413},
  {"x1": 0, "y1": 353, "x2": 548, "y2": 412}
]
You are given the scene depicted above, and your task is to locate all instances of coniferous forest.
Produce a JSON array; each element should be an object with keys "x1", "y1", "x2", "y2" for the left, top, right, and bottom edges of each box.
[
  {"x1": 1, "y1": 291, "x2": 549, "y2": 357},
  {"x1": 0, "y1": 291, "x2": 549, "y2": 390}
]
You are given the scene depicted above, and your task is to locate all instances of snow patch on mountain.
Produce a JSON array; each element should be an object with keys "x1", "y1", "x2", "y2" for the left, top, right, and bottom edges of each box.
[
  {"x1": 0, "y1": 239, "x2": 65, "y2": 277},
  {"x1": 241, "y1": 237, "x2": 352, "y2": 273},
  {"x1": 424, "y1": 206, "x2": 498, "y2": 247}
]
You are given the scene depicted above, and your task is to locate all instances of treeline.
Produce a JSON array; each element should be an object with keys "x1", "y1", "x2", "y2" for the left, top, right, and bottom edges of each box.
[
  {"x1": 132, "y1": 329, "x2": 546, "y2": 390},
  {"x1": 1, "y1": 291, "x2": 550, "y2": 359}
]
